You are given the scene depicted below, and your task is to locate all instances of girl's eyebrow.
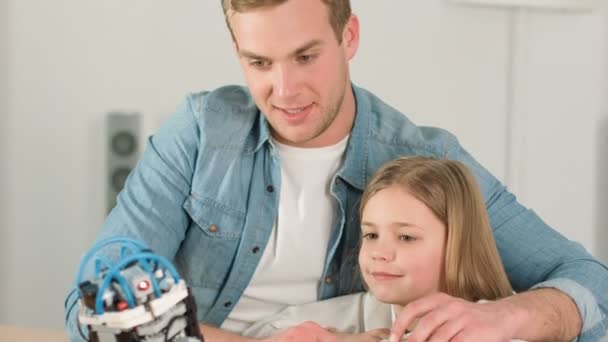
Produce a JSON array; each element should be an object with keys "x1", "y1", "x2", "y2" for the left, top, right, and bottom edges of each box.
[{"x1": 361, "y1": 221, "x2": 424, "y2": 229}]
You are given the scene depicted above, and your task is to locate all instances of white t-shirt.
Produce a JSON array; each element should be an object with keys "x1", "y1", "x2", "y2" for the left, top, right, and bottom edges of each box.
[{"x1": 221, "y1": 135, "x2": 349, "y2": 334}]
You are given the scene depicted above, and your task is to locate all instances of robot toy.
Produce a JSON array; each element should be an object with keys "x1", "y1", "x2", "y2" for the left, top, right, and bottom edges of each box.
[{"x1": 73, "y1": 237, "x2": 204, "y2": 342}]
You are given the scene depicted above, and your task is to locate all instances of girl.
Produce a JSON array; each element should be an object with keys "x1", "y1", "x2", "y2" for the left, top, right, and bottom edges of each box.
[{"x1": 243, "y1": 156, "x2": 521, "y2": 341}]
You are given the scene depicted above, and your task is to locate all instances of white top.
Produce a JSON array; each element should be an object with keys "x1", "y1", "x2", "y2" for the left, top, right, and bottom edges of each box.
[
  {"x1": 243, "y1": 292, "x2": 391, "y2": 337},
  {"x1": 220, "y1": 135, "x2": 349, "y2": 334},
  {"x1": 243, "y1": 292, "x2": 528, "y2": 342}
]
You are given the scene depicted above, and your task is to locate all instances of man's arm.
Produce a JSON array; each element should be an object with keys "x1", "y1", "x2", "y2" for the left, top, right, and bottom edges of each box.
[
  {"x1": 390, "y1": 289, "x2": 581, "y2": 342},
  {"x1": 94, "y1": 96, "x2": 201, "y2": 257},
  {"x1": 485, "y1": 186, "x2": 608, "y2": 340},
  {"x1": 506, "y1": 288, "x2": 581, "y2": 341},
  {"x1": 447, "y1": 142, "x2": 608, "y2": 340}
]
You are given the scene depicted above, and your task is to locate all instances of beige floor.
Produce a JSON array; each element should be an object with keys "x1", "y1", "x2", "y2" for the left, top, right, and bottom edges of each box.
[{"x1": 0, "y1": 325, "x2": 67, "y2": 342}]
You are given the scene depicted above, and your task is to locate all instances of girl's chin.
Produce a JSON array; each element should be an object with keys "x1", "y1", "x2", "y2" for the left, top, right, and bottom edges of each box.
[{"x1": 371, "y1": 291, "x2": 410, "y2": 305}]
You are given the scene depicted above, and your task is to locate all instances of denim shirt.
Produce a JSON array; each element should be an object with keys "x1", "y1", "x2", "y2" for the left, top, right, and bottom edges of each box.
[{"x1": 65, "y1": 85, "x2": 607, "y2": 341}]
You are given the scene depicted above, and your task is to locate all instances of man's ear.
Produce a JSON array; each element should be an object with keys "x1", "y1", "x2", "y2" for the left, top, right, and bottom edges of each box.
[
  {"x1": 342, "y1": 14, "x2": 360, "y2": 61},
  {"x1": 232, "y1": 39, "x2": 239, "y2": 55}
]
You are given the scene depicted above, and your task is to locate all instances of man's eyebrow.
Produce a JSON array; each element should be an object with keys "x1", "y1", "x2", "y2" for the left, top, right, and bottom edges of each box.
[
  {"x1": 238, "y1": 49, "x2": 267, "y2": 60},
  {"x1": 238, "y1": 39, "x2": 323, "y2": 60},
  {"x1": 293, "y1": 39, "x2": 323, "y2": 55}
]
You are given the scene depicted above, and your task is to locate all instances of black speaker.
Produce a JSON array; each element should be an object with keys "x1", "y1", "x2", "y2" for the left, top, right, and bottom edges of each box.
[{"x1": 106, "y1": 112, "x2": 141, "y2": 213}]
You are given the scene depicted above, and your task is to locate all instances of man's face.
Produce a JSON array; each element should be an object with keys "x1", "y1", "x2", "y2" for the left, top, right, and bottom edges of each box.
[
  {"x1": 359, "y1": 185, "x2": 447, "y2": 307},
  {"x1": 229, "y1": 0, "x2": 359, "y2": 148}
]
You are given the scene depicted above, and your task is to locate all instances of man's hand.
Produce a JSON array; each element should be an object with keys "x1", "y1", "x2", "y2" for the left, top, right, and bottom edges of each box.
[
  {"x1": 390, "y1": 289, "x2": 581, "y2": 342},
  {"x1": 390, "y1": 293, "x2": 515, "y2": 342}
]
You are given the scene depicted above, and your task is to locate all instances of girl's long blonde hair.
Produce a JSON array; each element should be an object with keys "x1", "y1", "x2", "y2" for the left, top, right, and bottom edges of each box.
[{"x1": 360, "y1": 156, "x2": 513, "y2": 301}]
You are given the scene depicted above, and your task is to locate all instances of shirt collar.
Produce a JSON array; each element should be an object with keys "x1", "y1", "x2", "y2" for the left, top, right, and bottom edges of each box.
[
  {"x1": 253, "y1": 84, "x2": 372, "y2": 192},
  {"x1": 338, "y1": 84, "x2": 371, "y2": 191}
]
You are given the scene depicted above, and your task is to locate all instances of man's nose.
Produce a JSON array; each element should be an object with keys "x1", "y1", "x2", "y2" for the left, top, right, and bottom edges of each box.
[{"x1": 273, "y1": 64, "x2": 299, "y2": 99}]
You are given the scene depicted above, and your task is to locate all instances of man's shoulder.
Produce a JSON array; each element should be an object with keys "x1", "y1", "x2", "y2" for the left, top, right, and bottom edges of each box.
[
  {"x1": 354, "y1": 86, "x2": 460, "y2": 157},
  {"x1": 182, "y1": 85, "x2": 264, "y2": 145},
  {"x1": 188, "y1": 84, "x2": 257, "y2": 117}
]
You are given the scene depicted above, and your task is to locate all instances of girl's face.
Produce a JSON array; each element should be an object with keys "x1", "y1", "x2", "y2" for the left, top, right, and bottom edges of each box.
[{"x1": 358, "y1": 185, "x2": 447, "y2": 307}]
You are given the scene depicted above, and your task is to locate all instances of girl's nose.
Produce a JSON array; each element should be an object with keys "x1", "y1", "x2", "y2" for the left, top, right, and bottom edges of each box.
[{"x1": 371, "y1": 248, "x2": 395, "y2": 262}]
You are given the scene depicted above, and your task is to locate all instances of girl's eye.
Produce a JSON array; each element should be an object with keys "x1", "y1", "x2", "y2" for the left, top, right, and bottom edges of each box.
[
  {"x1": 362, "y1": 232, "x2": 378, "y2": 240},
  {"x1": 399, "y1": 235, "x2": 417, "y2": 242}
]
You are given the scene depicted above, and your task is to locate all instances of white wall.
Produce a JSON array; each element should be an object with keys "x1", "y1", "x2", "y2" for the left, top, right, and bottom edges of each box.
[
  {"x1": 598, "y1": 115, "x2": 608, "y2": 263},
  {"x1": 0, "y1": 0, "x2": 9, "y2": 324},
  {"x1": 596, "y1": 3, "x2": 608, "y2": 263},
  {"x1": 1, "y1": 0, "x2": 607, "y2": 329},
  {"x1": 506, "y1": 5, "x2": 608, "y2": 256}
]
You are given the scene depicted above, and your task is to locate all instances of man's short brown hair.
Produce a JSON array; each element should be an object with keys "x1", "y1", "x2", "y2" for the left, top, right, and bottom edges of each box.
[{"x1": 221, "y1": 0, "x2": 351, "y2": 43}]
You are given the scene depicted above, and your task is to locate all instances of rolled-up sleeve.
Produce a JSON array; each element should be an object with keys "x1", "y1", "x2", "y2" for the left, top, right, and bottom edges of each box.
[{"x1": 531, "y1": 278, "x2": 606, "y2": 340}]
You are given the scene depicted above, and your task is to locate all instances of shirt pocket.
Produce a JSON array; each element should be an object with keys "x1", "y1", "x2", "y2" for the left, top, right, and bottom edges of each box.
[{"x1": 177, "y1": 194, "x2": 246, "y2": 288}]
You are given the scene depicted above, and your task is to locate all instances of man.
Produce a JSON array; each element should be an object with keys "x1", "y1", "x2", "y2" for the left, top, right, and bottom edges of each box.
[{"x1": 65, "y1": 0, "x2": 608, "y2": 341}]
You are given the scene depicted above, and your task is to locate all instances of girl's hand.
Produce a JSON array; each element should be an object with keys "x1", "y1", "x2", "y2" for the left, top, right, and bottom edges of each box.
[{"x1": 332, "y1": 328, "x2": 391, "y2": 342}]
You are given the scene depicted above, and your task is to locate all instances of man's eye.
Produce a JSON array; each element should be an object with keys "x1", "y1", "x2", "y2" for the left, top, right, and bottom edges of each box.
[
  {"x1": 362, "y1": 233, "x2": 378, "y2": 240},
  {"x1": 297, "y1": 54, "x2": 316, "y2": 64},
  {"x1": 250, "y1": 60, "x2": 270, "y2": 69},
  {"x1": 399, "y1": 235, "x2": 417, "y2": 242}
]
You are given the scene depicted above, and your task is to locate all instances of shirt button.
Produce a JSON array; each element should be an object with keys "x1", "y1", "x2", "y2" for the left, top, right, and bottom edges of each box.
[
  {"x1": 252, "y1": 246, "x2": 260, "y2": 254},
  {"x1": 335, "y1": 178, "x2": 342, "y2": 185},
  {"x1": 209, "y1": 225, "x2": 218, "y2": 233},
  {"x1": 224, "y1": 301, "x2": 232, "y2": 308},
  {"x1": 324, "y1": 276, "x2": 332, "y2": 284},
  {"x1": 266, "y1": 185, "x2": 274, "y2": 193}
]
